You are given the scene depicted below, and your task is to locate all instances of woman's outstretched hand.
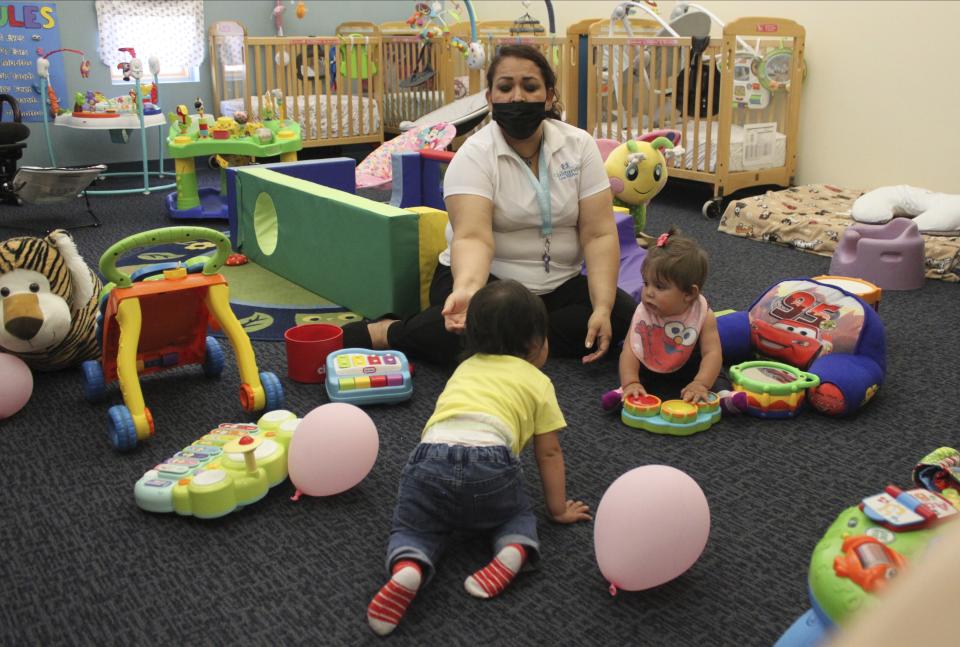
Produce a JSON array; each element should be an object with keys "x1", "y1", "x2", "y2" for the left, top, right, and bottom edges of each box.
[
  {"x1": 581, "y1": 309, "x2": 613, "y2": 363},
  {"x1": 441, "y1": 287, "x2": 474, "y2": 333}
]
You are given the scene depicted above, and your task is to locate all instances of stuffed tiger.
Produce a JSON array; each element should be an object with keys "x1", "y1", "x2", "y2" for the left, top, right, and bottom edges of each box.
[{"x1": 0, "y1": 229, "x2": 101, "y2": 371}]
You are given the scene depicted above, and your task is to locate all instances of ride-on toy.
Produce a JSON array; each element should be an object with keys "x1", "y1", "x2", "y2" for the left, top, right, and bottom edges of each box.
[{"x1": 82, "y1": 227, "x2": 283, "y2": 451}]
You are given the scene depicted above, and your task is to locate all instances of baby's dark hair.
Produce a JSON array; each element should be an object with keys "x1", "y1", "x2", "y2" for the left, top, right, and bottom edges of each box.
[
  {"x1": 641, "y1": 228, "x2": 709, "y2": 292},
  {"x1": 464, "y1": 279, "x2": 549, "y2": 360}
]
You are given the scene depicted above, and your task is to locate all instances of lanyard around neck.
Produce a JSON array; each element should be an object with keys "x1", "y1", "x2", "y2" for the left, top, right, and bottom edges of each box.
[{"x1": 519, "y1": 142, "x2": 551, "y2": 238}]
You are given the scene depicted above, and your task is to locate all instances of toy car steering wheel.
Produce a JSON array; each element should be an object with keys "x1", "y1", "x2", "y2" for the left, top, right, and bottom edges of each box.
[{"x1": 98, "y1": 226, "x2": 231, "y2": 288}]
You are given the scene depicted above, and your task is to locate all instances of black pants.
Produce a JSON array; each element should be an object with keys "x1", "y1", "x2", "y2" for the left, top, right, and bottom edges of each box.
[
  {"x1": 639, "y1": 349, "x2": 733, "y2": 400},
  {"x1": 387, "y1": 263, "x2": 637, "y2": 366}
]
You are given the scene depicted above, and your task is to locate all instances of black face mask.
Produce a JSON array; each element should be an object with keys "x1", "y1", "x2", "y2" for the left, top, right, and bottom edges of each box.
[{"x1": 492, "y1": 101, "x2": 547, "y2": 140}]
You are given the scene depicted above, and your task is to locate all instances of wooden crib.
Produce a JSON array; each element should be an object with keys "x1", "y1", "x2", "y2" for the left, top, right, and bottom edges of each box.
[
  {"x1": 565, "y1": 17, "x2": 663, "y2": 130},
  {"x1": 374, "y1": 19, "x2": 578, "y2": 139},
  {"x1": 208, "y1": 20, "x2": 384, "y2": 149},
  {"x1": 458, "y1": 21, "x2": 571, "y2": 96},
  {"x1": 585, "y1": 16, "x2": 805, "y2": 216},
  {"x1": 377, "y1": 21, "x2": 460, "y2": 135}
]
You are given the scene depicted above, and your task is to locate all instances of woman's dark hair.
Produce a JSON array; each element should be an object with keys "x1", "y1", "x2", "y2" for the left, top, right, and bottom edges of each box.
[
  {"x1": 641, "y1": 227, "x2": 709, "y2": 293},
  {"x1": 464, "y1": 279, "x2": 549, "y2": 360},
  {"x1": 485, "y1": 44, "x2": 563, "y2": 120}
]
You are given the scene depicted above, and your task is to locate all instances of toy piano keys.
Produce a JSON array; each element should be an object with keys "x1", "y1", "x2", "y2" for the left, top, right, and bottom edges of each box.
[
  {"x1": 860, "y1": 485, "x2": 957, "y2": 531},
  {"x1": 324, "y1": 348, "x2": 413, "y2": 405}
]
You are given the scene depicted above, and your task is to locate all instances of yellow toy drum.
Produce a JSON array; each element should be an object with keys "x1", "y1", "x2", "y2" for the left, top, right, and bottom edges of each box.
[
  {"x1": 812, "y1": 275, "x2": 882, "y2": 311},
  {"x1": 729, "y1": 361, "x2": 820, "y2": 419}
]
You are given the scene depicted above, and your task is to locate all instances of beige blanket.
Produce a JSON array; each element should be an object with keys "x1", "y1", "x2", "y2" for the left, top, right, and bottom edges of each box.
[{"x1": 717, "y1": 184, "x2": 960, "y2": 282}]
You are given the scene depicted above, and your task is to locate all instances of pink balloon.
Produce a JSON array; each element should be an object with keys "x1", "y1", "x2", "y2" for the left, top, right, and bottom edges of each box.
[
  {"x1": 287, "y1": 403, "x2": 379, "y2": 497},
  {"x1": 0, "y1": 353, "x2": 32, "y2": 420},
  {"x1": 594, "y1": 465, "x2": 710, "y2": 593}
]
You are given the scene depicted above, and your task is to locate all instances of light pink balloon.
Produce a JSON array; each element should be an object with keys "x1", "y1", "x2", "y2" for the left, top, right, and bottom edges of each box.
[
  {"x1": 0, "y1": 353, "x2": 32, "y2": 420},
  {"x1": 287, "y1": 403, "x2": 379, "y2": 497},
  {"x1": 594, "y1": 465, "x2": 710, "y2": 593}
]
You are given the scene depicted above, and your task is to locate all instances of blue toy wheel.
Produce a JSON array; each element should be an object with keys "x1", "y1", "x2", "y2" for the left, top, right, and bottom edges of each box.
[
  {"x1": 82, "y1": 360, "x2": 107, "y2": 403},
  {"x1": 202, "y1": 336, "x2": 225, "y2": 378},
  {"x1": 107, "y1": 404, "x2": 138, "y2": 452},
  {"x1": 260, "y1": 371, "x2": 284, "y2": 411}
]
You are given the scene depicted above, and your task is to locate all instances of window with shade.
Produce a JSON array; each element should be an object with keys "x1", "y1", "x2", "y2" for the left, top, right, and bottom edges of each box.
[{"x1": 95, "y1": 0, "x2": 205, "y2": 84}]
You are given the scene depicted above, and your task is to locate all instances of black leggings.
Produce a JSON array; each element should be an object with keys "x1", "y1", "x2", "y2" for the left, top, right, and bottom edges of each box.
[{"x1": 386, "y1": 263, "x2": 637, "y2": 366}]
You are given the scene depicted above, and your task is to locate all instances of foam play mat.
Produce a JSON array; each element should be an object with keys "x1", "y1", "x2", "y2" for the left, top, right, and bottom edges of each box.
[{"x1": 114, "y1": 234, "x2": 359, "y2": 340}]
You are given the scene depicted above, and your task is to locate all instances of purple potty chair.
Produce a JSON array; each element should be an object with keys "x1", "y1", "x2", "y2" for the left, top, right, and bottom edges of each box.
[{"x1": 829, "y1": 218, "x2": 926, "y2": 290}]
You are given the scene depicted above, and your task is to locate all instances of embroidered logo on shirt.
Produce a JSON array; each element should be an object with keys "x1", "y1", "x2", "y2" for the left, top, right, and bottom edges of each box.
[{"x1": 555, "y1": 161, "x2": 581, "y2": 181}]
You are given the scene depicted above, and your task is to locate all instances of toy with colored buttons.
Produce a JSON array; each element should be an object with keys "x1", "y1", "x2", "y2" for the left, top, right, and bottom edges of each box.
[
  {"x1": 325, "y1": 348, "x2": 412, "y2": 406},
  {"x1": 134, "y1": 409, "x2": 300, "y2": 519},
  {"x1": 620, "y1": 392, "x2": 721, "y2": 436}
]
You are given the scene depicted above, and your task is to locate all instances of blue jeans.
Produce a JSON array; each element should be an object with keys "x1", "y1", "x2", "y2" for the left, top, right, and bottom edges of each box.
[{"x1": 385, "y1": 443, "x2": 540, "y2": 584}]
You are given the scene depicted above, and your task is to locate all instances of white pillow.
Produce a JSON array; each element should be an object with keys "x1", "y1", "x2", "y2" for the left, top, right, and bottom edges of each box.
[{"x1": 852, "y1": 185, "x2": 960, "y2": 233}]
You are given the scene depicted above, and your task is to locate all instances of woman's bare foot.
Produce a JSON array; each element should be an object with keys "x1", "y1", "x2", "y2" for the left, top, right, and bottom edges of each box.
[{"x1": 368, "y1": 319, "x2": 398, "y2": 350}]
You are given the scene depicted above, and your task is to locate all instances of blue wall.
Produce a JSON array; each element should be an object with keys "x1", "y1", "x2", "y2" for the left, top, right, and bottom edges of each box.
[{"x1": 21, "y1": 0, "x2": 412, "y2": 167}]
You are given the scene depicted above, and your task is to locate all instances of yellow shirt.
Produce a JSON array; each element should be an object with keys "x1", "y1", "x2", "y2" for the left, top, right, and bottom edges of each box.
[{"x1": 422, "y1": 354, "x2": 566, "y2": 455}]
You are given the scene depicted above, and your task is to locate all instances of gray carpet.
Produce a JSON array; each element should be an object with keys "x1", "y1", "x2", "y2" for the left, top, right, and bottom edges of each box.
[{"x1": 1, "y1": 166, "x2": 958, "y2": 646}]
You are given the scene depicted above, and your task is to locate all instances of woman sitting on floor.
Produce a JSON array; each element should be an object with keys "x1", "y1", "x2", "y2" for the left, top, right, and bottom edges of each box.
[{"x1": 343, "y1": 44, "x2": 635, "y2": 365}]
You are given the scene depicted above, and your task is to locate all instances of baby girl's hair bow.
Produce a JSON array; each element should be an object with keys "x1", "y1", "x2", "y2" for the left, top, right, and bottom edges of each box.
[{"x1": 656, "y1": 232, "x2": 671, "y2": 247}]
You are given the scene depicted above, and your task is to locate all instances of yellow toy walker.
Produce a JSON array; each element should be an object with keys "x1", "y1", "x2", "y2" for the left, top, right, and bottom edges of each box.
[{"x1": 82, "y1": 227, "x2": 283, "y2": 451}]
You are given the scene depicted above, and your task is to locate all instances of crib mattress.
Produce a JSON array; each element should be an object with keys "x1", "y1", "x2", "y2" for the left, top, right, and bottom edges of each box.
[
  {"x1": 717, "y1": 184, "x2": 960, "y2": 282},
  {"x1": 220, "y1": 95, "x2": 380, "y2": 140},
  {"x1": 594, "y1": 120, "x2": 787, "y2": 173},
  {"x1": 678, "y1": 121, "x2": 787, "y2": 173}
]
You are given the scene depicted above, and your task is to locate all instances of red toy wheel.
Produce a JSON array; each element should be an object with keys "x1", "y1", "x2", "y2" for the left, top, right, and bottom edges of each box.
[
  {"x1": 239, "y1": 383, "x2": 256, "y2": 412},
  {"x1": 144, "y1": 407, "x2": 155, "y2": 437}
]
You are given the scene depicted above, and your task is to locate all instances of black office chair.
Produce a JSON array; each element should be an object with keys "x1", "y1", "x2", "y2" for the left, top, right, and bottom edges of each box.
[{"x1": 0, "y1": 93, "x2": 31, "y2": 205}]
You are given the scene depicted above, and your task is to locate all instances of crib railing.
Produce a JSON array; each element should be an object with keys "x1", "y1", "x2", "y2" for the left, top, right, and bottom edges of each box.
[
  {"x1": 209, "y1": 20, "x2": 247, "y2": 119},
  {"x1": 240, "y1": 31, "x2": 384, "y2": 148},
  {"x1": 379, "y1": 21, "x2": 456, "y2": 134},
  {"x1": 209, "y1": 19, "x2": 384, "y2": 149}
]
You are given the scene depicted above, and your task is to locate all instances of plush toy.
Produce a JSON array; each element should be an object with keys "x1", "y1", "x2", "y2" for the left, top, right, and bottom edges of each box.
[
  {"x1": 0, "y1": 230, "x2": 102, "y2": 371},
  {"x1": 852, "y1": 185, "x2": 960, "y2": 233},
  {"x1": 605, "y1": 131, "x2": 682, "y2": 238},
  {"x1": 717, "y1": 278, "x2": 885, "y2": 416}
]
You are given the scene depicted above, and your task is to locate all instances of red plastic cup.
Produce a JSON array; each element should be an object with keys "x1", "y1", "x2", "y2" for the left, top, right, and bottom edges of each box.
[{"x1": 284, "y1": 323, "x2": 344, "y2": 383}]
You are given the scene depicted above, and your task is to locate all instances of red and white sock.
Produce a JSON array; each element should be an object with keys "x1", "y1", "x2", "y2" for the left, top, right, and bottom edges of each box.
[
  {"x1": 464, "y1": 544, "x2": 527, "y2": 599},
  {"x1": 367, "y1": 560, "x2": 422, "y2": 636}
]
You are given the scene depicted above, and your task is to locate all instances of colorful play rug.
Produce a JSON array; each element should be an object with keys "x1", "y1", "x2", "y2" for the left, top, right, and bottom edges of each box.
[{"x1": 114, "y1": 236, "x2": 360, "y2": 341}]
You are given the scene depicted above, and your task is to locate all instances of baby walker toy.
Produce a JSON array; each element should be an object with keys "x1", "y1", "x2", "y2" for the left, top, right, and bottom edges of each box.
[
  {"x1": 325, "y1": 349, "x2": 413, "y2": 406},
  {"x1": 728, "y1": 360, "x2": 820, "y2": 419},
  {"x1": 775, "y1": 448, "x2": 960, "y2": 647},
  {"x1": 601, "y1": 388, "x2": 721, "y2": 436},
  {"x1": 135, "y1": 409, "x2": 299, "y2": 519},
  {"x1": 82, "y1": 227, "x2": 284, "y2": 451}
]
